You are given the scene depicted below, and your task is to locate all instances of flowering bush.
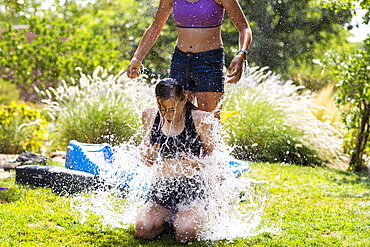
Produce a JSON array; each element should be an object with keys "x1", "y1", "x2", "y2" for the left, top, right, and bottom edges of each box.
[{"x1": 0, "y1": 102, "x2": 48, "y2": 154}]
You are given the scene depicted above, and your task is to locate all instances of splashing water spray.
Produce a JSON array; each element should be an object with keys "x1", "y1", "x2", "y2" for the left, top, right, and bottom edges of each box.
[{"x1": 69, "y1": 71, "x2": 274, "y2": 242}]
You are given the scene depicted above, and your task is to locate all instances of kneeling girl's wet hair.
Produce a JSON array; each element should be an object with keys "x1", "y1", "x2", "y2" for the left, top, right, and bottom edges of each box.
[{"x1": 155, "y1": 78, "x2": 197, "y2": 109}]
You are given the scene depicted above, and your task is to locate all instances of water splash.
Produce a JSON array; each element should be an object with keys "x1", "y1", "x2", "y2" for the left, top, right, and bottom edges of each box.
[
  {"x1": 50, "y1": 64, "x2": 348, "y2": 242},
  {"x1": 70, "y1": 138, "x2": 271, "y2": 241},
  {"x1": 69, "y1": 70, "x2": 272, "y2": 242},
  {"x1": 200, "y1": 155, "x2": 271, "y2": 240}
]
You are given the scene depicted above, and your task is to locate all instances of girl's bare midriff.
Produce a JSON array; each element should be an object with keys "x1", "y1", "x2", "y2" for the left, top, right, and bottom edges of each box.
[
  {"x1": 154, "y1": 159, "x2": 203, "y2": 177},
  {"x1": 176, "y1": 26, "x2": 223, "y2": 53}
]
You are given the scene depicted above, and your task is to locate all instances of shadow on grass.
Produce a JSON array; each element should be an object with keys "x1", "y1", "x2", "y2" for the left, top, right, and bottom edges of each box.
[
  {"x1": 331, "y1": 169, "x2": 370, "y2": 186},
  {"x1": 87, "y1": 229, "x2": 225, "y2": 247},
  {"x1": 323, "y1": 169, "x2": 370, "y2": 198}
]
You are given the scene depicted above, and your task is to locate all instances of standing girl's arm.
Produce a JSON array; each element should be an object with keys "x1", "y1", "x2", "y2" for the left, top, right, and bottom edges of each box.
[
  {"x1": 126, "y1": 0, "x2": 173, "y2": 78},
  {"x1": 220, "y1": 0, "x2": 252, "y2": 83}
]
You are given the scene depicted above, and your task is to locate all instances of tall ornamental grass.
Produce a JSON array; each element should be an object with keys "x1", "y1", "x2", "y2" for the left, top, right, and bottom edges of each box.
[
  {"x1": 311, "y1": 82, "x2": 342, "y2": 125},
  {"x1": 40, "y1": 65, "x2": 347, "y2": 169},
  {"x1": 39, "y1": 67, "x2": 155, "y2": 149},
  {"x1": 223, "y1": 67, "x2": 348, "y2": 170}
]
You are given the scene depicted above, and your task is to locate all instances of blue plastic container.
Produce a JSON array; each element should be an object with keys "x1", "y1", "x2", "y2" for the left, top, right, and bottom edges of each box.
[
  {"x1": 226, "y1": 159, "x2": 250, "y2": 177},
  {"x1": 65, "y1": 140, "x2": 140, "y2": 189},
  {"x1": 65, "y1": 141, "x2": 250, "y2": 190},
  {"x1": 65, "y1": 140, "x2": 114, "y2": 175}
]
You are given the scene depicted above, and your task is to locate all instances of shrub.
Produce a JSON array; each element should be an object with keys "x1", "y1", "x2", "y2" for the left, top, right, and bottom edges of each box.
[
  {"x1": 39, "y1": 67, "x2": 155, "y2": 149},
  {"x1": 0, "y1": 78, "x2": 20, "y2": 105},
  {"x1": 326, "y1": 38, "x2": 370, "y2": 172},
  {"x1": 0, "y1": 102, "x2": 48, "y2": 154},
  {"x1": 223, "y1": 90, "x2": 318, "y2": 165},
  {"x1": 223, "y1": 67, "x2": 348, "y2": 169},
  {"x1": 0, "y1": 16, "x2": 122, "y2": 99}
]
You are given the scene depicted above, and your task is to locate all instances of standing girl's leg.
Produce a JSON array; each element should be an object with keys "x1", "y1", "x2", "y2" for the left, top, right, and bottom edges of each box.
[
  {"x1": 195, "y1": 91, "x2": 223, "y2": 119},
  {"x1": 186, "y1": 91, "x2": 223, "y2": 118}
]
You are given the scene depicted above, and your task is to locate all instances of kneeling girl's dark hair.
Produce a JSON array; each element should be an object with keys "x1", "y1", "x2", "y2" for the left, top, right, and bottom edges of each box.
[{"x1": 155, "y1": 78, "x2": 197, "y2": 109}]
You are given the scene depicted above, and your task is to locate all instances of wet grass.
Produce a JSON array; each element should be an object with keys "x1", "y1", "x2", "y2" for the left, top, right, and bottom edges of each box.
[
  {"x1": 246, "y1": 163, "x2": 370, "y2": 246},
  {"x1": 0, "y1": 162, "x2": 369, "y2": 246}
]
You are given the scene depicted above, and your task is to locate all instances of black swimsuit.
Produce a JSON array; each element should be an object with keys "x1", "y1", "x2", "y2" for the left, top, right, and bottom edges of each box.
[
  {"x1": 150, "y1": 108, "x2": 203, "y2": 159},
  {"x1": 147, "y1": 108, "x2": 207, "y2": 216}
]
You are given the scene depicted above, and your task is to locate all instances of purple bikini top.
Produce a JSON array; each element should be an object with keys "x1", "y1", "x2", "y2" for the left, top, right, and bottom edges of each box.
[{"x1": 173, "y1": 0, "x2": 225, "y2": 28}]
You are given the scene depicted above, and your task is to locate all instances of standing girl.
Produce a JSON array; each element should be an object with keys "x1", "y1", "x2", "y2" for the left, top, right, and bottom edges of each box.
[{"x1": 126, "y1": 0, "x2": 252, "y2": 117}]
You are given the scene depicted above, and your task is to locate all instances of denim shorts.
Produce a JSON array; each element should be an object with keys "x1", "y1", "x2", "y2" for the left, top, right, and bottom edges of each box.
[{"x1": 170, "y1": 46, "x2": 225, "y2": 93}]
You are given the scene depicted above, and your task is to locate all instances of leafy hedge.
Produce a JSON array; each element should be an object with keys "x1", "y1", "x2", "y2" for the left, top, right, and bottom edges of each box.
[
  {"x1": 0, "y1": 16, "x2": 122, "y2": 100},
  {"x1": 0, "y1": 78, "x2": 20, "y2": 105}
]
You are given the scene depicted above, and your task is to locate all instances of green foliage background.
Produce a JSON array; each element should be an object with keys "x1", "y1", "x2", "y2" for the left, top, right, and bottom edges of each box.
[
  {"x1": 0, "y1": 78, "x2": 20, "y2": 105},
  {"x1": 321, "y1": 37, "x2": 370, "y2": 171},
  {"x1": 0, "y1": 0, "x2": 356, "y2": 91},
  {"x1": 0, "y1": 0, "x2": 369, "y2": 169},
  {"x1": 0, "y1": 16, "x2": 121, "y2": 100}
]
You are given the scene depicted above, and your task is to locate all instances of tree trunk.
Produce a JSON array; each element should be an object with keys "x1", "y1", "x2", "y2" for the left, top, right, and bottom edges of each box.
[{"x1": 350, "y1": 102, "x2": 370, "y2": 172}]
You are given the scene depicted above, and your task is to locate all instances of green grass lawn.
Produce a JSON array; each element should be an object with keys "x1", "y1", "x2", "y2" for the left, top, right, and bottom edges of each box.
[{"x1": 1, "y1": 163, "x2": 369, "y2": 246}]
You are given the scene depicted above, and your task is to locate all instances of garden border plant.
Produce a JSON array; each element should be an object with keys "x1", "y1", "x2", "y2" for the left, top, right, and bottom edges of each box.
[
  {"x1": 223, "y1": 67, "x2": 348, "y2": 170},
  {"x1": 39, "y1": 66, "x2": 155, "y2": 150},
  {"x1": 0, "y1": 102, "x2": 48, "y2": 154}
]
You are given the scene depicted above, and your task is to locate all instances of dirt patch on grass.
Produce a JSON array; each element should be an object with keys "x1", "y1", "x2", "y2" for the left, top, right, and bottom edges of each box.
[
  {"x1": 0, "y1": 154, "x2": 18, "y2": 169},
  {"x1": 0, "y1": 168, "x2": 11, "y2": 180}
]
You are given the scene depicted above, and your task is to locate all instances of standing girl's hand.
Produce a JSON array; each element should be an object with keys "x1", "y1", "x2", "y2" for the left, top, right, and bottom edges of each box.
[
  {"x1": 126, "y1": 58, "x2": 142, "y2": 79},
  {"x1": 226, "y1": 55, "x2": 245, "y2": 84}
]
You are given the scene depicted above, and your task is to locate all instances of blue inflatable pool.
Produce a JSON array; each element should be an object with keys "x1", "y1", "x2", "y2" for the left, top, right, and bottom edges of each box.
[{"x1": 65, "y1": 140, "x2": 249, "y2": 188}]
